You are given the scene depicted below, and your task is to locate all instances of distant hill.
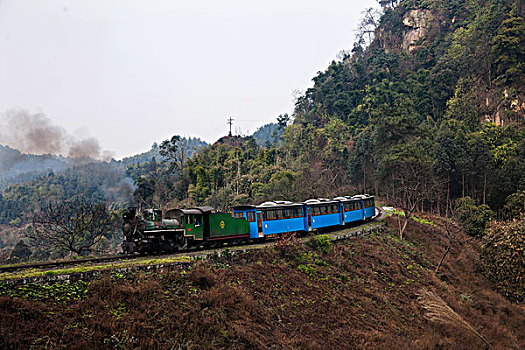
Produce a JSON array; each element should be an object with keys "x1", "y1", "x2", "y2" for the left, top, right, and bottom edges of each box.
[
  {"x1": 0, "y1": 145, "x2": 70, "y2": 189},
  {"x1": 0, "y1": 135, "x2": 209, "y2": 234},
  {"x1": 252, "y1": 123, "x2": 283, "y2": 147},
  {"x1": 0, "y1": 136, "x2": 208, "y2": 191},
  {"x1": 120, "y1": 137, "x2": 208, "y2": 166}
]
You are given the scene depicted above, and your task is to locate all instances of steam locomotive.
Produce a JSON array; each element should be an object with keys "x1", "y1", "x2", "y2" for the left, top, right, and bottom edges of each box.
[{"x1": 121, "y1": 195, "x2": 375, "y2": 254}]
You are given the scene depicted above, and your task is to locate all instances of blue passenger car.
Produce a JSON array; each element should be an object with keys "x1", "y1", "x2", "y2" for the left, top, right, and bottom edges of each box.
[
  {"x1": 233, "y1": 202, "x2": 306, "y2": 238},
  {"x1": 257, "y1": 201, "x2": 306, "y2": 236},
  {"x1": 334, "y1": 196, "x2": 364, "y2": 224},
  {"x1": 304, "y1": 199, "x2": 342, "y2": 230},
  {"x1": 351, "y1": 195, "x2": 375, "y2": 220}
]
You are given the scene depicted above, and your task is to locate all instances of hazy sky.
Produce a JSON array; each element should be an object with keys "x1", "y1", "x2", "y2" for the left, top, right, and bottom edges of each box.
[{"x1": 0, "y1": 0, "x2": 378, "y2": 158}]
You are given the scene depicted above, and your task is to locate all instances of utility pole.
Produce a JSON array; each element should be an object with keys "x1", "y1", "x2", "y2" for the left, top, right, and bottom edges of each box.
[{"x1": 227, "y1": 116, "x2": 234, "y2": 137}]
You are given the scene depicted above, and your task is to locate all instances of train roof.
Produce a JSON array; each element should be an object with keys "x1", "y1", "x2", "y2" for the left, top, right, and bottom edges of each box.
[
  {"x1": 232, "y1": 205, "x2": 256, "y2": 210},
  {"x1": 166, "y1": 206, "x2": 214, "y2": 216},
  {"x1": 234, "y1": 202, "x2": 304, "y2": 211},
  {"x1": 333, "y1": 196, "x2": 361, "y2": 202},
  {"x1": 303, "y1": 198, "x2": 340, "y2": 206},
  {"x1": 257, "y1": 201, "x2": 303, "y2": 209},
  {"x1": 350, "y1": 194, "x2": 374, "y2": 199}
]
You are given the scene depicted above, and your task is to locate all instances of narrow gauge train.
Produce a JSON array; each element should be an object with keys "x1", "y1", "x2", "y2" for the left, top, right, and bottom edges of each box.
[{"x1": 121, "y1": 195, "x2": 375, "y2": 254}]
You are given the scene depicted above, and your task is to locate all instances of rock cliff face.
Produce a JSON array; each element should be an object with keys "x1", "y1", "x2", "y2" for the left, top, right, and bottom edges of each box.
[{"x1": 402, "y1": 9, "x2": 435, "y2": 52}]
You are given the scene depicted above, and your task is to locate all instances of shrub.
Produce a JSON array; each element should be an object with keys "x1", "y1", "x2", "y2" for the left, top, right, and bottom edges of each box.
[
  {"x1": 10, "y1": 240, "x2": 32, "y2": 262},
  {"x1": 455, "y1": 197, "x2": 494, "y2": 237},
  {"x1": 188, "y1": 265, "x2": 216, "y2": 290},
  {"x1": 503, "y1": 190, "x2": 525, "y2": 220},
  {"x1": 481, "y1": 219, "x2": 525, "y2": 302},
  {"x1": 274, "y1": 233, "x2": 302, "y2": 257},
  {"x1": 309, "y1": 234, "x2": 332, "y2": 254}
]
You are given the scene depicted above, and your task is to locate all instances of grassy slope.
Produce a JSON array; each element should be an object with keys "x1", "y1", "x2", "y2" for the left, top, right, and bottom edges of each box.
[{"x1": 0, "y1": 218, "x2": 523, "y2": 349}]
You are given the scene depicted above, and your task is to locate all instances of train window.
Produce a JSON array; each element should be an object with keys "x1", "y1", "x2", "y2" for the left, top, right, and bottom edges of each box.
[
  {"x1": 285, "y1": 207, "x2": 297, "y2": 218},
  {"x1": 246, "y1": 212, "x2": 255, "y2": 222},
  {"x1": 234, "y1": 212, "x2": 244, "y2": 219},
  {"x1": 263, "y1": 209, "x2": 283, "y2": 220}
]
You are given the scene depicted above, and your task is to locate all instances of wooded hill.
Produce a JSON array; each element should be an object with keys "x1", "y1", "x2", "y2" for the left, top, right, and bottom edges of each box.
[
  {"x1": 288, "y1": 0, "x2": 525, "y2": 214},
  {"x1": 130, "y1": 0, "x2": 525, "y2": 217}
]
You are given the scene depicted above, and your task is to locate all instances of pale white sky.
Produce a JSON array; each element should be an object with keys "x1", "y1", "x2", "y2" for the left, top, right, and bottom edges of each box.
[{"x1": 0, "y1": 0, "x2": 378, "y2": 158}]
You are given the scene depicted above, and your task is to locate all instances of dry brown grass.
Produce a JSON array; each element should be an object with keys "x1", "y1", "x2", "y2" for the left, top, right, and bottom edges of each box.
[
  {"x1": 0, "y1": 217, "x2": 523, "y2": 349},
  {"x1": 417, "y1": 288, "x2": 494, "y2": 349}
]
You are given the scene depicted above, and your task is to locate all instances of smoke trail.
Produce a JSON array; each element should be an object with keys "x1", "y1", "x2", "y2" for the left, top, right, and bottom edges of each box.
[
  {"x1": 0, "y1": 108, "x2": 113, "y2": 161},
  {"x1": 0, "y1": 108, "x2": 67, "y2": 155}
]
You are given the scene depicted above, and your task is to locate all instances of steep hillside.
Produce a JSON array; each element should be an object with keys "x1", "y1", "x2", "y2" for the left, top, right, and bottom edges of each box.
[
  {"x1": 286, "y1": 0, "x2": 525, "y2": 213},
  {"x1": 0, "y1": 219, "x2": 523, "y2": 349}
]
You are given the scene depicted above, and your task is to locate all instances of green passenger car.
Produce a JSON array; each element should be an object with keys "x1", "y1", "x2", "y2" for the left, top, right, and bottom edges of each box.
[
  {"x1": 165, "y1": 206, "x2": 249, "y2": 242},
  {"x1": 208, "y1": 212, "x2": 250, "y2": 238}
]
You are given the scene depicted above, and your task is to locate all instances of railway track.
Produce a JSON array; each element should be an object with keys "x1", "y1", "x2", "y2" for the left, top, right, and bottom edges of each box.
[
  {"x1": 0, "y1": 254, "x2": 139, "y2": 274},
  {"x1": 0, "y1": 208, "x2": 384, "y2": 276}
]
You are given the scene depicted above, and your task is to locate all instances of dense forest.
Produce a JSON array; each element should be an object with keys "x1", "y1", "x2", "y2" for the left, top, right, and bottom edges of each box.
[
  {"x1": 129, "y1": 0, "x2": 525, "y2": 215},
  {"x1": 1, "y1": 0, "x2": 524, "y2": 265}
]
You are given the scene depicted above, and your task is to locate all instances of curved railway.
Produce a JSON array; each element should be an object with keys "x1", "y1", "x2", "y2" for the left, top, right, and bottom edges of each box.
[{"x1": 0, "y1": 208, "x2": 383, "y2": 276}]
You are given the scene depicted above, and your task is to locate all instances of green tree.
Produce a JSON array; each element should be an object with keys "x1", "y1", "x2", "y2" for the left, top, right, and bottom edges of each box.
[
  {"x1": 455, "y1": 197, "x2": 494, "y2": 237},
  {"x1": 10, "y1": 240, "x2": 32, "y2": 262},
  {"x1": 491, "y1": 17, "x2": 525, "y2": 85}
]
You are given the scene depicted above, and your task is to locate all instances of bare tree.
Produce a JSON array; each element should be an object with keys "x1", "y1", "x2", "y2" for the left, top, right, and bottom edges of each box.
[
  {"x1": 435, "y1": 202, "x2": 459, "y2": 273},
  {"x1": 29, "y1": 197, "x2": 114, "y2": 256},
  {"x1": 355, "y1": 7, "x2": 382, "y2": 47},
  {"x1": 387, "y1": 158, "x2": 438, "y2": 240},
  {"x1": 377, "y1": 0, "x2": 399, "y2": 9},
  {"x1": 160, "y1": 135, "x2": 188, "y2": 172}
]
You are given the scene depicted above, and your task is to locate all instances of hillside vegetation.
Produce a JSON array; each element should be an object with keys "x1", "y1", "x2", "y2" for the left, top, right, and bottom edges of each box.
[{"x1": 120, "y1": 0, "x2": 525, "y2": 217}]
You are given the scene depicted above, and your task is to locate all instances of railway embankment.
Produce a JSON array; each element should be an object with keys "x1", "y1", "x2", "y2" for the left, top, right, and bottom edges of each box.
[
  {"x1": 0, "y1": 220, "x2": 384, "y2": 286},
  {"x1": 0, "y1": 215, "x2": 523, "y2": 349}
]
